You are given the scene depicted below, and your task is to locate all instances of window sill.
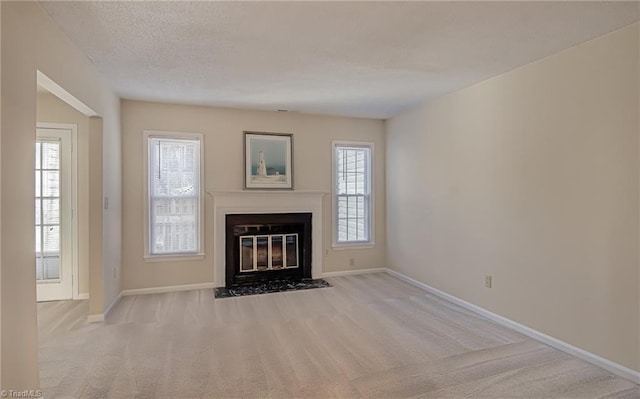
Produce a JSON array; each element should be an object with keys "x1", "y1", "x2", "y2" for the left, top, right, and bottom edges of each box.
[
  {"x1": 331, "y1": 243, "x2": 375, "y2": 251},
  {"x1": 144, "y1": 253, "x2": 205, "y2": 263}
]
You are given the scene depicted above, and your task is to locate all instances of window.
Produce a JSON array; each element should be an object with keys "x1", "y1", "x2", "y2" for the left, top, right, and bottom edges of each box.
[
  {"x1": 333, "y1": 142, "x2": 373, "y2": 246},
  {"x1": 146, "y1": 132, "x2": 202, "y2": 257}
]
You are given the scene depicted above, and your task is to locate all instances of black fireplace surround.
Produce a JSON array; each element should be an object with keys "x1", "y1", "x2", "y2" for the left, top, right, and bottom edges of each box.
[{"x1": 225, "y1": 213, "x2": 312, "y2": 286}]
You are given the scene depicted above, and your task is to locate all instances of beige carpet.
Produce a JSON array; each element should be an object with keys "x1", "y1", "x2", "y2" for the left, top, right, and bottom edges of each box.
[{"x1": 38, "y1": 273, "x2": 640, "y2": 398}]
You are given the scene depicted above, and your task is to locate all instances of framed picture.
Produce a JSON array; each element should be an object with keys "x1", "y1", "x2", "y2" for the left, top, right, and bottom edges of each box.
[{"x1": 244, "y1": 131, "x2": 293, "y2": 190}]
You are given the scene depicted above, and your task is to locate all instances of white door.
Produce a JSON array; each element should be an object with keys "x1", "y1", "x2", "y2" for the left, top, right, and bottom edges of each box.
[{"x1": 35, "y1": 127, "x2": 73, "y2": 301}]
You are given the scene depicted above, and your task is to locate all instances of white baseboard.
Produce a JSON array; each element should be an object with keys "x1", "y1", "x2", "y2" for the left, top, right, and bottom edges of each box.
[
  {"x1": 103, "y1": 292, "x2": 123, "y2": 319},
  {"x1": 384, "y1": 268, "x2": 640, "y2": 384},
  {"x1": 87, "y1": 283, "x2": 214, "y2": 323},
  {"x1": 87, "y1": 291, "x2": 122, "y2": 323},
  {"x1": 86, "y1": 313, "x2": 104, "y2": 323},
  {"x1": 76, "y1": 293, "x2": 89, "y2": 300},
  {"x1": 121, "y1": 282, "x2": 216, "y2": 296},
  {"x1": 322, "y1": 268, "x2": 386, "y2": 278}
]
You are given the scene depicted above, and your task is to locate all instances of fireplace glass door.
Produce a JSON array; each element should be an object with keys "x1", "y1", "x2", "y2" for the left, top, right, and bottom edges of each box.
[
  {"x1": 239, "y1": 234, "x2": 299, "y2": 272},
  {"x1": 226, "y1": 213, "x2": 311, "y2": 286}
]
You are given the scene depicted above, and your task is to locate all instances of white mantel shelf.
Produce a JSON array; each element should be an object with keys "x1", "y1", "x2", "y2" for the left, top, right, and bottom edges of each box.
[
  {"x1": 210, "y1": 190, "x2": 327, "y2": 287},
  {"x1": 207, "y1": 190, "x2": 329, "y2": 197}
]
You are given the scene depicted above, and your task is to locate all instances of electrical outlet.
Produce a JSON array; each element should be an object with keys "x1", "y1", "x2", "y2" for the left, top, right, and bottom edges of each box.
[
  {"x1": 325, "y1": 249, "x2": 329, "y2": 256},
  {"x1": 113, "y1": 267, "x2": 117, "y2": 279},
  {"x1": 349, "y1": 258, "x2": 355, "y2": 267},
  {"x1": 485, "y1": 275, "x2": 492, "y2": 288}
]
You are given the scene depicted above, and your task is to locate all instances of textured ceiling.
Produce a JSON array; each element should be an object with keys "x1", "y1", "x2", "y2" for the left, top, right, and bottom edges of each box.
[{"x1": 40, "y1": 1, "x2": 639, "y2": 119}]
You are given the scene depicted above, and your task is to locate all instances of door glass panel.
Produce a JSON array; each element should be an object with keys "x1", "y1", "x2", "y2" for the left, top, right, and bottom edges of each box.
[
  {"x1": 42, "y1": 199, "x2": 59, "y2": 224},
  {"x1": 256, "y1": 236, "x2": 269, "y2": 271},
  {"x1": 42, "y1": 142, "x2": 60, "y2": 169},
  {"x1": 43, "y1": 256, "x2": 60, "y2": 280},
  {"x1": 240, "y1": 237, "x2": 254, "y2": 272},
  {"x1": 36, "y1": 138, "x2": 62, "y2": 282},
  {"x1": 43, "y1": 226, "x2": 60, "y2": 252},
  {"x1": 35, "y1": 226, "x2": 42, "y2": 253},
  {"x1": 35, "y1": 200, "x2": 41, "y2": 225},
  {"x1": 36, "y1": 257, "x2": 44, "y2": 280},
  {"x1": 42, "y1": 171, "x2": 60, "y2": 197},
  {"x1": 285, "y1": 234, "x2": 298, "y2": 268},
  {"x1": 271, "y1": 235, "x2": 284, "y2": 270},
  {"x1": 35, "y1": 171, "x2": 41, "y2": 197},
  {"x1": 35, "y1": 142, "x2": 41, "y2": 169}
]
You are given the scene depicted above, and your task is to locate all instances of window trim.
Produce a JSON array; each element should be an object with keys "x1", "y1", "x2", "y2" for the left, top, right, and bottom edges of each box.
[
  {"x1": 332, "y1": 140, "x2": 375, "y2": 249},
  {"x1": 143, "y1": 130, "x2": 205, "y2": 261}
]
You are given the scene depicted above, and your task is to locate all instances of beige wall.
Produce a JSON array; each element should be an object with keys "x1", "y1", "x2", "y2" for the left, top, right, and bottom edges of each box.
[
  {"x1": 37, "y1": 92, "x2": 90, "y2": 296},
  {"x1": 122, "y1": 100, "x2": 385, "y2": 289},
  {"x1": 386, "y1": 23, "x2": 640, "y2": 371},
  {"x1": 88, "y1": 117, "x2": 104, "y2": 316},
  {"x1": 1, "y1": 2, "x2": 121, "y2": 387},
  {"x1": 1, "y1": 2, "x2": 3, "y2": 388}
]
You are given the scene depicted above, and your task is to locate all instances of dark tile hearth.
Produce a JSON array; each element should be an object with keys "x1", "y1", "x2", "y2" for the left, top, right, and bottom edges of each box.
[{"x1": 214, "y1": 278, "x2": 331, "y2": 298}]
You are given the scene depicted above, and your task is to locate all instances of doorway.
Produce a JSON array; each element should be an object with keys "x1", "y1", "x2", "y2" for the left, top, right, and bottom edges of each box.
[{"x1": 35, "y1": 125, "x2": 77, "y2": 302}]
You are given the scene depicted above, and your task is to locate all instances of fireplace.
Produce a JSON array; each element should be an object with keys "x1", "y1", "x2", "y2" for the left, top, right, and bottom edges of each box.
[
  {"x1": 225, "y1": 213, "x2": 312, "y2": 286},
  {"x1": 211, "y1": 191, "x2": 325, "y2": 287}
]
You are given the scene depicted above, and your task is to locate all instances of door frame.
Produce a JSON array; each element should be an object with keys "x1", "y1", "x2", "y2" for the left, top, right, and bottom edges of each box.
[{"x1": 36, "y1": 122, "x2": 80, "y2": 300}]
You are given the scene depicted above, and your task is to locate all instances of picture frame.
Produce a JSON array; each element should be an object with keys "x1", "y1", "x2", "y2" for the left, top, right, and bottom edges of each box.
[{"x1": 244, "y1": 131, "x2": 293, "y2": 190}]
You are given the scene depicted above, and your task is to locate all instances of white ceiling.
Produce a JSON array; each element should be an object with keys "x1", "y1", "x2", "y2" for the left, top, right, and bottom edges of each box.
[{"x1": 40, "y1": 1, "x2": 639, "y2": 119}]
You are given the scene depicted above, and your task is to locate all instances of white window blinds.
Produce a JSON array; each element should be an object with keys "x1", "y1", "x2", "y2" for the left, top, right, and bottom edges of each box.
[
  {"x1": 335, "y1": 144, "x2": 372, "y2": 244},
  {"x1": 35, "y1": 139, "x2": 62, "y2": 280},
  {"x1": 148, "y1": 136, "x2": 201, "y2": 255}
]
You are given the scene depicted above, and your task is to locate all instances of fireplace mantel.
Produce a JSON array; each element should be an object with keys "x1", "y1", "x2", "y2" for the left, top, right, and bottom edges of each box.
[{"x1": 209, "y1": 190, "x2": 327, "y2": 287}]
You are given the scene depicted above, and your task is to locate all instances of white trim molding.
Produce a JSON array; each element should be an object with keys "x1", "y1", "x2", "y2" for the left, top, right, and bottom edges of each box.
[
  {"x1": 322, "y1": 268, "x2": 386, "y2": 278},
  {"x1": 384, "y1": 268, "x2": 640, "y2": 385},
  {"x1": 121, "y1": 282, "x2": 216, "y2": 296},
  {"x1": 37, "y1": 70, "x2": 98, "y2": 117},
  {"x1": 86, "y1": 283, "x2": 215, "y2": 322},
  {"x1": 87, "y1": 291, "x2": 122, "y2": 323},
  {"x1": 36, "y1": 124, "x2": 78, "y2": 302},
  {"x1": 209, "y1": 190, "x2": 327, "y2": 287},
  {"x1": 38, "y1": 123, "x2": 80, "y2": 300},
  {"x1": 143, "y1": 130, "x2": 205, "y2": 260},
  {"x1": 331, "y1": 141, "x2": 375, "y2": 248},
  {"x1": 86, "y1": 314, "x2": 104, "y2": 323}
]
